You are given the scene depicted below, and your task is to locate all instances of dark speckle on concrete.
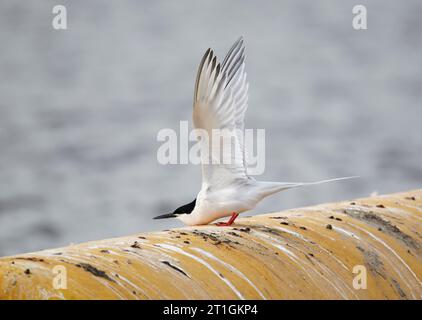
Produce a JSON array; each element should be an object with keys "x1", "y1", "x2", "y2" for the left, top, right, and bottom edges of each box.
[
  {"x1": 227, "y1": 231, "x2": 241, "y2": 237},
  {"x1": 130, "y1": 241, "x2": 141, "y2": 249},
  {"x1": 192, "y1": 230, "x2": 239, "y2": 246},
  {"x1": 16, "y1": 257, "x2": 45, "y2": 263},
  {"x1": 234, "y1": 227, "x2": 250, "y2": 233},
  {"x1": 161, "y1": 261, "x2": 189, "y2": 277},
  {"x1": 391, "y1": 278, "x2": 407, "y2": 298},
  {"x1": 343, "y1": 208, "x2": 419, "y2": 250},
  {"x1": 75, "y1": 263, "x2": 116, "y2": 282},
  {"x1": 356, "y1": 246, "x2": 386, "y2": 279}
]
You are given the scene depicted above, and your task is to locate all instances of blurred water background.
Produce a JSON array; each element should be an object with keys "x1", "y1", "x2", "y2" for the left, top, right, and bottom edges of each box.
[{"x1": 0, "y1": 0, "x2": 421, "y2": 256}]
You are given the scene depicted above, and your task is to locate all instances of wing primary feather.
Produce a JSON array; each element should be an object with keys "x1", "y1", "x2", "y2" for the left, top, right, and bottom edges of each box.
[
  {"x1": 214, "y1": 63, "x2": 220, "y2": 83},
  {"x1": 198, "y1": 50, "x2": 214, "y2": 101},
  {"x1": 210, "y1": 63, "x2": 222, "y2": 99},
  {"x1": 226, "y1": 48, "x2": 245, "y2": 87},
  {"x1": 222, "y1": 37, "x2": 243, "y2": 70},
  {"x1": 194, "y1": 48, "x2": 211, "y2": 102}
]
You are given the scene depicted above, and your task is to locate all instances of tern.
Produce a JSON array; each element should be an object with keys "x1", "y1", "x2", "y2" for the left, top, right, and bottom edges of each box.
[{"x1": 154, "y1": 37, "x2": 356, "y2": 226}]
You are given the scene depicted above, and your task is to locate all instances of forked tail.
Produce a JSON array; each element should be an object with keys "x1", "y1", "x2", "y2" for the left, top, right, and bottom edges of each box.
[{"x1": 257, "y1": 176, "x2": 359, "y2": 198}]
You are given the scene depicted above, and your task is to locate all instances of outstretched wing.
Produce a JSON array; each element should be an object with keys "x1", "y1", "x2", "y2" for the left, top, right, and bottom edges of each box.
[
  {"x1": 221, "y1": 37, "x2": 249, "y2": 170},
  {"x1": 193, "y1": 37, "x2": 250, "y2": 187}
]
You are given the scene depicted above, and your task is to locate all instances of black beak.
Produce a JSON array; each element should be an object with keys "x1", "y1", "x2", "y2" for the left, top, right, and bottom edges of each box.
[{"x1": 153, "y1": 213, "x2": 177, "y2": 220}]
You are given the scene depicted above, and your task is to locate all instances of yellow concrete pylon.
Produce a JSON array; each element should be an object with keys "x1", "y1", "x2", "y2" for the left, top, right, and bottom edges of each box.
[{"x1": 0, "y1": 189, "x2": 421, "y2": 299}]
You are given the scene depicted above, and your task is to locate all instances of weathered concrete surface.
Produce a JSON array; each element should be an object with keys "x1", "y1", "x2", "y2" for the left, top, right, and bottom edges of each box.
[{"x1": 0, "y1": 189, "x2": 421, "y2": 300}]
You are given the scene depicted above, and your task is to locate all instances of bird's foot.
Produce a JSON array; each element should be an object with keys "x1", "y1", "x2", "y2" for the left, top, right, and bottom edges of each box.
[{"x1": 216, "y1": 213, "x2": 239, "y2": 227}]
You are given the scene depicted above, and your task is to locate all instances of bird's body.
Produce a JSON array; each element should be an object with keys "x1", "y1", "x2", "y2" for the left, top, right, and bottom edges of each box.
[
  {"x1": 180, "y1": 179, "x2": 257, "y2": 225},
  {"x1": 154, "y1": 37, "x2": 356, "y2": 226}
]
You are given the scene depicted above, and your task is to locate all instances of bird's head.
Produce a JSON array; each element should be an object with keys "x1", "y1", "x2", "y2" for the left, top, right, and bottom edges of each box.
[{"x1": 153, "y1": 199, "x2": 196, "y2": 222}]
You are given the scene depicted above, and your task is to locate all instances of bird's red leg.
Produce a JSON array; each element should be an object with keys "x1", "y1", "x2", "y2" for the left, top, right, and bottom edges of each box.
[{"x1": 216, "y1": 213, "x2": 239, "y2": 227}]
